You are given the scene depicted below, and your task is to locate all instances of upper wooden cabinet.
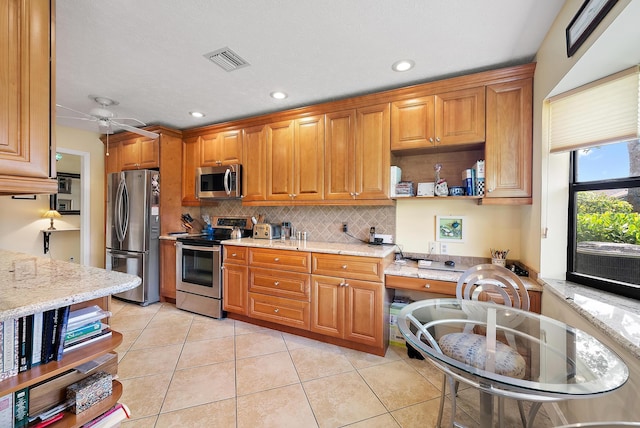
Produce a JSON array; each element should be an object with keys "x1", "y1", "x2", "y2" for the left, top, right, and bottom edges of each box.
[
  {"x1": 266, "y1": 115, "x2": 324, "y2": 202},
  {"x1": 200, "y1": 129, "x2": 242, "y2": 166},
  {"x1": 483, "y1": 78, "x2": 533, "y2": 203},
  {"x1": 242, "y1": 125, "x2": 268, "y2": 202},
  {"x1": 324, "y1": 104, "x2": 390, "y2": 202},
  {"x1": 391, "y1": 87, "x2": 485, "y2": 152},
  {"x1": 120, "y1": 136, "x2": 159, "y2": 170},
  {"x1": 0, "y1": 0, "x2": 57, "y2": 195},
  {"x1": 181, "y1": 136, "x2": 200, "y2": 206}
]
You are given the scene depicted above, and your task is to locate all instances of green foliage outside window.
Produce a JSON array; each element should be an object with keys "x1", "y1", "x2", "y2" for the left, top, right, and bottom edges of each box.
[{"x1": 576, "y1": 192, "x2": 640, "y2": 244}]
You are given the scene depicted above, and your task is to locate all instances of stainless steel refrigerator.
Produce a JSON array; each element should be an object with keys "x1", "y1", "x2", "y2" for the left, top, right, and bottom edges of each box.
[{"x1": 106, "y1": 170, "x2": 160, "y2": 305}]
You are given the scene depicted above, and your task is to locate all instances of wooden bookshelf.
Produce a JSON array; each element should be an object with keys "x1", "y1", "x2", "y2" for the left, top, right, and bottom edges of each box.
[{"x1": 48, "y1": 380, "x2": 122, "y2": 428}]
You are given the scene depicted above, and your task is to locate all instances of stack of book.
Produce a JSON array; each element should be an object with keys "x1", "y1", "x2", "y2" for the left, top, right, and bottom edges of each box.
[
  {"x1": 460, "y1": 160, "x2": 485, "y2": 197},
  {"x1": 62, "y1": 306, "x2": 112, "y2": 355}
]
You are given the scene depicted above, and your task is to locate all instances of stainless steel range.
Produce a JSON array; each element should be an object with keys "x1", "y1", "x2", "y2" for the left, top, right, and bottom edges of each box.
[{"x1": 175, "y1": 216, "x2": 252, "y2": 318}]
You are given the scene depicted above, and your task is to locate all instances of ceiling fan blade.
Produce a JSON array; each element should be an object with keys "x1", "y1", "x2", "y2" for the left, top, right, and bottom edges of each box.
[
  {"x1": 111, "y1": 121, "x2": 159, "y2": 139},
  {"x1": 56, "y1": 115, "x2": 98, "y2": 122},
  {"x1": 56, "y1": 104, "x2": 97, "y2": 119},
  {"x1": 112, "y1": 117, "x2": 147, "y2": 126}
]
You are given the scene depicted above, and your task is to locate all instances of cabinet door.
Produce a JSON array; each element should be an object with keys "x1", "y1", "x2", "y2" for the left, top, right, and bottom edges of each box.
[
  {"x1": 138, "y1": 137, "x2": 159, "y2": 169},
  {"x1": 310, "y1": 275, "x2": 344, "y2": 338},
  {"x1": 219, "y1": 130, "x2": 242, "y2": 165},
  {"x1": 435, "y1": 87, "x2": 485, "y2": 146},
  {"x1": 390, "y1": 96, "x2": 436, "y2": 151},
  {"x1": 200, "y1": 132, "x2": 220, "y2": 166},
  {"x1": 356, "y1": 103, "x2": 390, "y2": 200},
  {"x1": 294, "y1": 115, "x2": 324, "y2": 200},
  {"x1": 160, "y1": 240, "x2": 177, "y2": 301},
  {"x1": 324, "y1": 110, "x2": 356, "y2": 200},
  {"x1": 0, "y1": 0, "x2": 54, "y2": 185},
  {"x1": 344, "y1": 279, "x2": 383, "y2": 347},
  {"x1": 181, "y1": 136, "x2": 200, "y2": 205},
  {"x1": 120, "y1": 138, "x2": 140, "y2": 170},
  {"x1": 266, "y1": 120, "x2": 295, "y2": 200},
  {"x1": 485, "y1": 78, "x2": 532, "y2": 199},
  {"x1": 223, "y1": 263, "x2": 248, "y2": 315},
  {"x1": 242, "y1": 125, "x2": 267, "y2": 201}
]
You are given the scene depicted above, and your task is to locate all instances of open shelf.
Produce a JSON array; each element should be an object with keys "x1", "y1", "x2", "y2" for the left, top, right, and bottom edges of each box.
[
  {"x1": 49, "y1": 380, "x2": 123, "y2": 428},
  {"x1": 0, "y1": 332, "x2": 123, "y2": 396}
]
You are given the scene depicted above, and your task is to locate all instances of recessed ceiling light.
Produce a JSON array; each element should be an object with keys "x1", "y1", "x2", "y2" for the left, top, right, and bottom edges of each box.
[
  {"x1": 270, "y1": 91, "x2": 288, "y2": 100},
  {"x1": 392, "y1": 60, "x2": 415, "y2": 72},
  {"x1": 189, "y1": 111, "x2": 205, "y2": 118}
]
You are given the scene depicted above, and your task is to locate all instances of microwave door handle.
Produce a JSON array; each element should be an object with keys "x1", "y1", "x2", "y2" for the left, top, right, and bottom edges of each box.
[{"x1": 224, "y1": 168, "x2": 231, "y2": 195}]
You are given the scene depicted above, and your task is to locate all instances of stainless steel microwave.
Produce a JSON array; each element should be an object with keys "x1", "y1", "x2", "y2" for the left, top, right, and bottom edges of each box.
[{"x1": 196, "y1": 164, "x2": 242, "y2": 199}]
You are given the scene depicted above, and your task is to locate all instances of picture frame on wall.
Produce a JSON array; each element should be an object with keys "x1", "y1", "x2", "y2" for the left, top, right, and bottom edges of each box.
[
  {"x1": 566, "y1": 0, "x2": 618, "y2": 57},
  {"x1": 436, "y1": 216, "x2": 466, "y2": 242},
  {"x1": 58, "y1": 176, "x2": 72, "y2": 194}
]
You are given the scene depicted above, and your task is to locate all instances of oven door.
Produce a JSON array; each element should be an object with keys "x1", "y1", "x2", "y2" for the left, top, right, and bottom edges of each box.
[{"x1": 176, "y1": 242, "x2": 221, "y2": 298}]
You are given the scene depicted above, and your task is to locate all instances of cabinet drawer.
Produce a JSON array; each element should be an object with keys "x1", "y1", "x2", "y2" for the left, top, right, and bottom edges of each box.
[
  {"x1": 312, "y1": 253, "x2": 383, "y2": 282},
  {"x1": 249, "y1": 268, "x2": 310, "y2": 301},
  {"x1": 248, "y1": 292, "x2": 310, "y2": 330},
  {"x1": 224, "y1": 246, "x2": 248, "y2": 265},
  {"x1": 248, "y1": 248, "x2": 311, "y2": 272},
  {"x1": 385, "y1": 275, "x2": 456, "y2": 295}
]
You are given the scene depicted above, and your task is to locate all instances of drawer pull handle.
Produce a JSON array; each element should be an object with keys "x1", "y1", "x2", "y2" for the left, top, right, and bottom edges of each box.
[
  {"x1": 424, "y1": 283, "x2": 430, "y2": 289},
  {"x1": 274, "y1": 308, "x2": 279, "y2": 313},
  {"x1": 274, "y1": 257, "x2": 280, "y2": 262},
  {"x1": 274, "y1": 281, "x2": 280, "y2": 286},
  {"x1": 340, "y1": 281, "x2": 349, "y2": 287},
  {"x1": 341, "y1": 265, "x2": 347, "y2": 269},
  {"x1": 231, "y1": 253, "x2": 237, "y2": 257}
]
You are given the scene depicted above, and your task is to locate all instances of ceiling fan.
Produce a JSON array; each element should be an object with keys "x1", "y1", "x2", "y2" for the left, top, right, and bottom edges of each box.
[{"x1": 56, "y1": 96, "x2": 159, "y2": 139}]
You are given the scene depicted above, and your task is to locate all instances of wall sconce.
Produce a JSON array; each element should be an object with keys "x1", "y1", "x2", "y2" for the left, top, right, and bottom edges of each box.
[{"x1": 42, "y1": 209, "x2": 61, "y2": 230}]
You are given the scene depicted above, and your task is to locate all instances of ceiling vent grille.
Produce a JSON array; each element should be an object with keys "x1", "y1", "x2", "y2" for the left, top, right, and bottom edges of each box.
[{"x1": 203, "y1": 47, "x2": 250, "y2": 72}]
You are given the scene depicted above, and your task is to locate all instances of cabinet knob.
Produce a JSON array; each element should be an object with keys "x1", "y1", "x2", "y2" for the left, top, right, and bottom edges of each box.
[
  {"x1": 488, "y1": 188, "x2": 494, "y2": 193},
  {"x1": 232, "y1": 253, "x2": 237, "y2": 257},
  {"x1": 341, "y1": 264, "x2": 347, "y2": 269},
  {"x1": 274, "y1": 257, "x2": 280, "y2": 262},
  {"x1": 435, "y1": 137, "x2": 441, "y2": 143},
  {"x1": 429, "y1": 137, "x2": 434, "y2": 143},
  {"x1": 340, "y1": 281, "x2": 349, "y2": 287},
  {"x1": 424, "y1": 283, "x2": 430, "y2": 289},
  {"x1": 274, "y1": 308, "x2": 279, "y2": 313},
  {"x1": 274, "y1": 281, "x2": 280, "y2": 286},
  {"x1": 354, "y1": 192, "x2": 360, "y2": 197}
]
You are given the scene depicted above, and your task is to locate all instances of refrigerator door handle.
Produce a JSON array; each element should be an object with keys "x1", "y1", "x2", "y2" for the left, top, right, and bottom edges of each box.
[{"x1": 115, "y1": 176, "x2": 129, "y2": 243}]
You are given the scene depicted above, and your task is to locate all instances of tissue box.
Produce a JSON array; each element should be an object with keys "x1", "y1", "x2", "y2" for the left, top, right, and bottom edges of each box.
[{"x1": 66, "y1": 371, "x2": 112, "y2": 414}]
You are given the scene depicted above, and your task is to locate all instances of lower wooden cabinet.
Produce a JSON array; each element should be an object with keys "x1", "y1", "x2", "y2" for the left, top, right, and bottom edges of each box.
[
  {"x1": 222, "y1": 263, "x2": 248, "y2": 315},
  {"x1": 311, "y1": 275, "x2": 383, "y2": 348},
  {"x1": 248, "y1": 292, "x2": 310, "y2": 330},
  {"x1": 159, "y1": 239, "x2": 177, "y2": 301}
]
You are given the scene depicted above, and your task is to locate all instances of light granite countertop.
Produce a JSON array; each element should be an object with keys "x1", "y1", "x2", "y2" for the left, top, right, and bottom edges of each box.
[
  {"x1": 384, "y1": 259, "x2": 543, "y2": 291},
  {"x1": 542, "y1": 278, "x2": 640, "y2": 361},
  {"x1": 219, "y1": 237, "x2": 397, "y2": 258},
  {"x1": 0, "y1": 250, "x2": 141, "y2": 322}
]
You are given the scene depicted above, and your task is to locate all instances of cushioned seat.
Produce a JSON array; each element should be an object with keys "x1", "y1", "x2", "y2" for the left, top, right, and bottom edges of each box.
[{"x1": 438, "y1": 332, "x2": 526, "y2": 379}]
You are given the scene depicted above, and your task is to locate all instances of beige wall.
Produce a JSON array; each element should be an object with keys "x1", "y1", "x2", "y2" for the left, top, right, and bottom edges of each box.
[{"x1": 0, "y1": 126, "x2": 105, "y2": 267}]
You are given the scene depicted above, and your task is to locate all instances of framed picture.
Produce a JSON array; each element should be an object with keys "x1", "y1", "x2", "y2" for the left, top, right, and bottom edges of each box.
[
  {"x1": 58, "y1": 176, "x2": 72, "y2": 194},
  {"x1": 436, "y1": 216, "x2": 466, "y2": 242},
  {"x1": 57, "y1": 199, "x2": 72, "y2": 211},
  {"x1": 566, "y1": 0, "x2": 618, "y2": 57}
]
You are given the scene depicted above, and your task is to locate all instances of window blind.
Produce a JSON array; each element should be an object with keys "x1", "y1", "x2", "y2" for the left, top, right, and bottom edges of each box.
[{"x1": 548, "y1": 65, "x2": 639, "y2": 153}]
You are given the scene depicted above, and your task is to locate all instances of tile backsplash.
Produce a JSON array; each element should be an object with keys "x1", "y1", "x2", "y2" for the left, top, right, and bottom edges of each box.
[{"x1": 184, "y1": 201, "x2": 396, "y2": 244}]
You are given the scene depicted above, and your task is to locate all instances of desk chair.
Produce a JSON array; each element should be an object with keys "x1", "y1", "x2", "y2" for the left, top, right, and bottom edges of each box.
[{"x1": 437, "y1": 264, "x2": 531, "y2": 427}]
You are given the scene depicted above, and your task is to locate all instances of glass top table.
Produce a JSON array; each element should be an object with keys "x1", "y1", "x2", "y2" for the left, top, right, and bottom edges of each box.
[{"x1": 398, "y1": 298, "x2": 629, "y2": 426}]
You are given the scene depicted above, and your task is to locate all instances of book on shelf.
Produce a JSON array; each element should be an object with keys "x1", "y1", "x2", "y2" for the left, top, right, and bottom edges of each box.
[
  {"x1": 53, "y1": 306, "x2": 71, "y2": 362},
  {"x1": 1, "y1": 318, "x2": 18, "y2": 381},
  {"x1": 31, "y1": 312, "x2": 44, "y2": 368},
  {"x1": 473, "y1": 159, "x2": 485, "y2": 196},
  {"x1": 18, "y1": 315, "x2": 33, "y2": 373},
  {"x1": 63, "y1": 328, "x2": 112, "y2": 354},
  {"x1": 65, "y1": 320, "x2": 102, "y2": 342},
  {"x1": 66, "y1": 306, "x2": 110, "y2": 331},
  {"x1": 64, "y1": 323, "x2": 110, "y2": 347},
  {"x1": 14, "y1": 387, "x2": 29, "y2": 428},
  {"x1": 82, "y1": 403, "x2": 130, "y2": 428},
  {"x1": 461, "y1": 169, "x2": 473, "y2": 196},
  {"x1": 0, "y1": 393, "x2": 12, "y2": 427}
]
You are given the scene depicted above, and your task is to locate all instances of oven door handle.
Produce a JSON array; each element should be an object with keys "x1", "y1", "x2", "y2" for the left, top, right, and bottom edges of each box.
[{"x1": 180, "y1": 244, "x2": 221, "y2": 252}]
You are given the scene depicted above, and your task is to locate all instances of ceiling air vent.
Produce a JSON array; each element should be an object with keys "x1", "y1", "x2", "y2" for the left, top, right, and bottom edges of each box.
[{"x1": 203, "y1": 47, "x2": 250, "y2": 72}]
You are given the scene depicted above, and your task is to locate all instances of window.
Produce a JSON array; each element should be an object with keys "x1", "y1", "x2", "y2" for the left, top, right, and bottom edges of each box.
[{"x1": 567, "y1": 140, "x2": 640, "y2": 299}]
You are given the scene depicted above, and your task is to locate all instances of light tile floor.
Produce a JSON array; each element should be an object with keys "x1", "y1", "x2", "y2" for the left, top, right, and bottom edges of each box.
[{"x1": 111, "y1": 300, "x2": 552, "y2": 428}]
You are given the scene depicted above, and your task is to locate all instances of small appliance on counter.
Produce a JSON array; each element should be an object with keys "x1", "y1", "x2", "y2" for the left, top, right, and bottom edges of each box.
[
  {"x1": 253, "y1": 223, "x2": 281, "y2": 239},
  {"x1": 175, "y1": 216, "x2": 253, "y2": 318}
]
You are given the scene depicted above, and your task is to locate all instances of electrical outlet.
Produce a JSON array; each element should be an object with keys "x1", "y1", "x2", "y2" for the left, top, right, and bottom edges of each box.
[
  {"x1": 440, "y1": 243, "x2": 448, "y2": 254},
  {"x1": 428, "y1": 241, "x2": 438, "y2": 254},
  {"x1": 342, "y1": 223, "x2": 348, "y2": 233}
]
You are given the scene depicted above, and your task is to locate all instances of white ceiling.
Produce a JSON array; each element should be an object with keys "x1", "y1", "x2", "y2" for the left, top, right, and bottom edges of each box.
[{"x1": 55, "y1": 0, "x2": 565, "y2": 134}]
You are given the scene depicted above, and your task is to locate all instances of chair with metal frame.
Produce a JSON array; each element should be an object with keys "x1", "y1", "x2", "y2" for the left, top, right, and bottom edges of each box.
[{"x1": 437, "y1": 263, "x2": 532, "y2": 427}]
